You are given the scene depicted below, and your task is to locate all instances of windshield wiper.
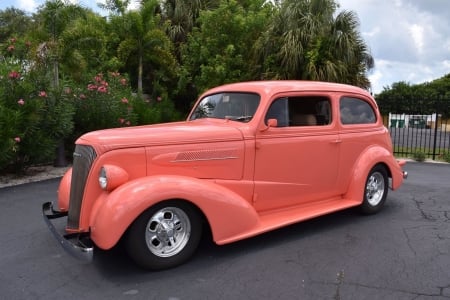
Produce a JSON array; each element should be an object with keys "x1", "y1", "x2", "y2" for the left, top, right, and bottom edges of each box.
[{"x1": 225, "y1": 115, "x2": 253, "y2": 122}]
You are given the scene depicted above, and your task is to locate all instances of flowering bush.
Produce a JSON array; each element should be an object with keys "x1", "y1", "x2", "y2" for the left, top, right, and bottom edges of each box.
[
  {"x1": 0, "y1": 38, "x2": 74, "y2": 173},
  {"x1": 70, "y1": 71, "x2": 181, "y2": 141},
  {"x1": 71, "y1": 72, "x2": 137, "y2": 139}
]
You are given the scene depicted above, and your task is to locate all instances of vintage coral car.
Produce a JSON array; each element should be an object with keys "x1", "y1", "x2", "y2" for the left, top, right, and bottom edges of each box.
[{"x1": 43, "y1": 81, "x2": 407, "y2": 270}]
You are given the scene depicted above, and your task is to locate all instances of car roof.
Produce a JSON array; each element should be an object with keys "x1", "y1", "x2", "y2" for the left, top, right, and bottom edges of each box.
[{"x1": 201, "y1": 80, "x2": 372, "y2": 99}]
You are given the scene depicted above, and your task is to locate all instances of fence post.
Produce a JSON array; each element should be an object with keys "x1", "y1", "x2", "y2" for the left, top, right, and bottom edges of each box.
[
  {"x1": 433, "y1": 113, "x2": 439, "y2": 160},
  {"x1": 431, "y1": 97, "x2": 440, "y2": 160}
]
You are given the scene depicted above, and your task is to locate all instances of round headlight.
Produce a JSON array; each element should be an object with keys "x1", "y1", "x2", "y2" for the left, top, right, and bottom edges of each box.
[
  {"x1": 98, "y1": 164, "x2": 129, "y2": 191},
  {"x1": 99, "y1": 167, "x2": 108, "y2": 190}
]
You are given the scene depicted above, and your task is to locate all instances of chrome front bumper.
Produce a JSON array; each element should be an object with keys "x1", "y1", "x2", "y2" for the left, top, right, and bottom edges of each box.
[{"x1": 42, "y1": 202, "x2": 94, "y2": 262}]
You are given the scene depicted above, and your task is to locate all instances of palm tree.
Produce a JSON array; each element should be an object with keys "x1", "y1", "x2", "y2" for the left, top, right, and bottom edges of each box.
[
  {"x1": 256, "y1": 0, "x2": 374, "y2": 89},
  {"x1": 160, "y1": 0, "x2": 220, "y2": 63},
  {"x1": 113, "y1": 0, "x2": 176, "y2": 94},
  {"x1": 161, "y1": 0, "x2": 219, "y2": 42},
  {"x1": 34, "y1": 1, "x2": 102, "y2": 86},
  {"x1": 58, "y1": 12, "x2": 108, "y2": 81}
]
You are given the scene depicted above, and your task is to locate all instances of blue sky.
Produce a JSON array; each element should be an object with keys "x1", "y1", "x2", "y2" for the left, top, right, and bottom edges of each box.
[
  {"x1": 1, "y1": 0, "x2": 449, "y2": 94},
  {"x1": 0, "y1": 0, "x2": 107, "y2": 14}
]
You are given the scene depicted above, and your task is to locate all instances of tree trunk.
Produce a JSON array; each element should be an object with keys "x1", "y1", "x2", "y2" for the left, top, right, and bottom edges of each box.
[{"x1": 138, "y1": 49, "x2": 143, "y2": 94}]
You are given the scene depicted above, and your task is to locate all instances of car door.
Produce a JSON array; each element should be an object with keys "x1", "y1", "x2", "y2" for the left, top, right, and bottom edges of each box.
[
  {"x1": 253, "y1": 94, "x2": 341, "y2": 212},
  {"x1": 336, "y1": 95, "x2": 382, "y2": 191}
]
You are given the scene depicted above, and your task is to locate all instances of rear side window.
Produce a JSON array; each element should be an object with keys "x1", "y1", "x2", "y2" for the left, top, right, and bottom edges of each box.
[{"x1": 340, "y1": 97, "x2": 376, "y2": 125}]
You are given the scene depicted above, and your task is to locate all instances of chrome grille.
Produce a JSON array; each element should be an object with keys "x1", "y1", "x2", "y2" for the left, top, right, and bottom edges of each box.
[{"x1": 67, "y1": 145, "x2": 97, "y2": 229}]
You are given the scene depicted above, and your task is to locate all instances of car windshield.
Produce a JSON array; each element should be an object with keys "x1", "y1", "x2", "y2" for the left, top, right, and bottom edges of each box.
[{"x1": 190, "y1": 92, "x2": 260, "y2": 123}]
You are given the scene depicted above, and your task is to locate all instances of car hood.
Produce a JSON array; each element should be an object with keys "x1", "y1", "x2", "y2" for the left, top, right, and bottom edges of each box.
[{"x1": 77, "y1": 119, "x2": 244, "y2": 154}]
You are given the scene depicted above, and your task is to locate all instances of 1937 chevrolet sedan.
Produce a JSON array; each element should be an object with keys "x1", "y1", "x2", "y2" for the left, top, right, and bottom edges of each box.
[{"x1": 43, "y1": 81, "x2": 407, "y2": 270}]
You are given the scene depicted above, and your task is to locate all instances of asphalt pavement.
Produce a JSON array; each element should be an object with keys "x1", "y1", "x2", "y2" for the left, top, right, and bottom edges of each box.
[{"x1": 1, "y1": 162, "x2": 449, "y2": 300}]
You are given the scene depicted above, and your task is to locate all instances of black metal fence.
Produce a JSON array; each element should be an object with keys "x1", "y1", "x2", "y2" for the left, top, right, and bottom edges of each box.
[{"x1": 378, "y1": 96, "x2": 450, "y2": 160}]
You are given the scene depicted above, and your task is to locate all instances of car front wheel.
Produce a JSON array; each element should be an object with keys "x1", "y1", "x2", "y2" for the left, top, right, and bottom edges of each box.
[
  {"x1": 125, "y1": 201, "x2": 202, "y2": 270},
  {"x1": 360, "y1": 165, "x2": 389, "y2": 214}
]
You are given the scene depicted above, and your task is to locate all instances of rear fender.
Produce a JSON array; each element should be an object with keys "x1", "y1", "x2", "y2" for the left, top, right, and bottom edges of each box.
[
  {"x1": 89, "y1": 175, "x2": 259, "y2": 250},
  {"x1": 344, "y1": 146, "x2": 403, "y2": 202}
]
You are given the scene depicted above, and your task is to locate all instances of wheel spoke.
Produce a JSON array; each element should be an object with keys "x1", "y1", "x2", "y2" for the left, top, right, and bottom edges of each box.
[{"x1": 366, "y1": 171, "x2": 385, "y2": 206}]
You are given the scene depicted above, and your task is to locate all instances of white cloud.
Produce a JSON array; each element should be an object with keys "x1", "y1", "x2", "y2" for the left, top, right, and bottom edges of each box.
[
  {"x1": 409, "y1": 24, "x2": 424, "y2": 55},
  {"x1": 128, "y1": 0, "x2": 141, "y2": 11},
  {"x1": 17, "y1": 0, "x2": 38, "y2": 11},
  {"x1": 339, "y1": 0, "x2": 450, "y2": 93}
]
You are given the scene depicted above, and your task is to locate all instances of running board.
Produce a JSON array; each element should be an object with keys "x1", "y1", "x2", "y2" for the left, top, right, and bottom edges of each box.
[{"x1": 216, "y1": 198, "x2": 361, "y2": 245}]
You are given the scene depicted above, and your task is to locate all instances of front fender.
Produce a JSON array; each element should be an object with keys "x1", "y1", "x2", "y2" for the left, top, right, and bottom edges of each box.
[
  {"x1": 57, "y1": 168, "x2": 73, "y2": 211},
  {"x1": 89, "y1": 175, "x2": 259, "y2": 250},
  {"x1": 343, "y1": 146, "x2": 404, "y2": 202}
]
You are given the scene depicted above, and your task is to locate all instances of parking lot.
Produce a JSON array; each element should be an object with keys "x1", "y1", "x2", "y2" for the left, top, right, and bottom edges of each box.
[{"x1": 1, "y1": 162, "x2": 449, "y2": 299}]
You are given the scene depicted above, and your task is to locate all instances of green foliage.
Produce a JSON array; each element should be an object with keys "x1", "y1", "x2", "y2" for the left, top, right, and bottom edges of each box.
[
  {"x1": 442, "y1": 152, "x2": 450, "y2": 163},
  {"x1": 0, "y1": 7, "x2": 32, "y2": 42},
  {"x1": 132, "y1": 95, "x2": 182, "y2": 125},
  {"x1": 376, "y1": 75, "x2": 450, "y2": 118},
  {"x1": 0, "y1": 105, "x2": 21, "y2": 168},
  {"x1": 412, "y1": 151, "x2": 426, "y2": 162},
  {"x1": 182, "y1": 0, "x2": 272, "y2": 93}
]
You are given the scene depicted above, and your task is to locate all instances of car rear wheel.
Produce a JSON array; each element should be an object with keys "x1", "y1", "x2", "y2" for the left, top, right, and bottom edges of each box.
[
  {"x1": 125, "y1": 201, "x2": 202, "y2": 270},
  {"x1": 360, "y1": 165, "x2": 388, "y2": 214}
]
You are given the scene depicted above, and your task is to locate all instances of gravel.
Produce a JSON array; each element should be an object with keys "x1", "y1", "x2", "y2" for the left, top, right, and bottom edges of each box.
[{"x1": 0, "y1": 165, "x2": 69, "y2": 189}]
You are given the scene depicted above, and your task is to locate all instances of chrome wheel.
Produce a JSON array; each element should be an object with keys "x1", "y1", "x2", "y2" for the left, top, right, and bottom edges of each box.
[
  {"x1": 365, "y1": 171, "x2": 385, "y2": 206},
  {"x1": 360, "y1": 165, "x2": 388, "y2": 215},
  {"x1": 145, "y1": 207, "x2": 191, "y2": 258},
  {"x1": 126, "y1": 201, "x2": 202, "y2": 270}
]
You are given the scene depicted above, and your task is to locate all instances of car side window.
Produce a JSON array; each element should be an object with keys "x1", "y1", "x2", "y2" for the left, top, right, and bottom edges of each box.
[
  {"x1": 265, "y1": 96, "x2": 331, "y2": 127},
  {"x1": 265, "y1": 98, "x2": 289, "y2": 127},
  {"x1": 340, "y1": 97, "x2": 376, "y2": 125}
]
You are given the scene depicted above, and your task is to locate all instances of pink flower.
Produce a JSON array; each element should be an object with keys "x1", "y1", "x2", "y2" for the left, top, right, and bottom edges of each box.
[
  {"x1": 10, "y1": 37, "x2": 16, "y2": 44},
  {"x1": 157, "y1": 96, "x2": 162, "y2": 102},
  {"x1": 118, "y1": 118, "x2": 125, "y2": 124},
  {"x1": 87, "y1": 84, "x2": 97, "y2": 91},
  {"x1": 126, "y1": 121, "x2": 131, "y2": 126},
  {"x1": 17, "y1": 99, "x2": 25, "y2": 105},
  {"x1": 110, "y1": 72, "x2": 120, "y2": 77},
  {"x1": 64, "y1": 87, "x2": 72, "y2": 94},
  {"x1": 79, "y1": 93, "x2": 87, "y2": 100},
  {"x1": 14, "y1": 137, "x2": 21, "y2": 143},
  {"x1": 121, "y1": 98, "x2": 129, "y2": 104},
  {"x1": 97, "y1": 86, "x2": 107, "y2": 93},
  {"x1": 119, "y1": 78, "x2": 127, "y2": 86},
  {"x1": 94, "y1": 74, "x2": 103, "y2": 82},
  {"x1": 7, "y1": 45, "x2": 15, "y2": 52},
  {"x1": 39, "y1": 91, "x2": 47, "y2": 97},
  {"x1": 8, "y1": 71, "x2": 20, "y2": 79}
]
